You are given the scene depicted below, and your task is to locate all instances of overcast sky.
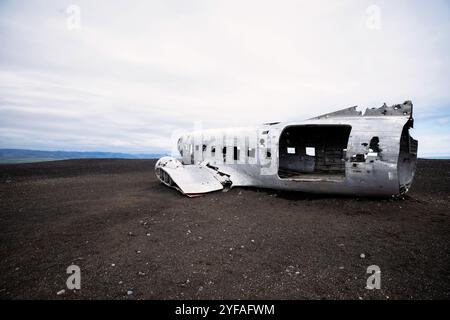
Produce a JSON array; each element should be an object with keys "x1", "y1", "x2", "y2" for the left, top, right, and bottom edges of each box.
[{"x1": 0, "y1": 0, "x2": 449, "y2": 156}]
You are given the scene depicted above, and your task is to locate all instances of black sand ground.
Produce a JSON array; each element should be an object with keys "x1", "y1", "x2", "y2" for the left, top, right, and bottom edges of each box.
[{"x1": 0, "y1": 159, "x2": 449, "y2": 299}]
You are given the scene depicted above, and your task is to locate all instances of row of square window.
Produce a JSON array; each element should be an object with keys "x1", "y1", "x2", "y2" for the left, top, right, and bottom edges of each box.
[
  {"x1": 190, "y1": 145, "x2": 316, "y2": 159},
  {"x1": 189, "y1": 144, "x2": 315, "y2": 157},
  {"x1": 287, "y1": 147, "x2": 316, "y2": 156},
  {"x1": 193, "y1": 145, "x2": 271, "y2": 160}
]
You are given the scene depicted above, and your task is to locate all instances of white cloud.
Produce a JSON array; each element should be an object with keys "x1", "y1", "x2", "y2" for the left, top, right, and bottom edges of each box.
[{"x1": 0, "y1": 0, "x2": 449, "y2": 155}]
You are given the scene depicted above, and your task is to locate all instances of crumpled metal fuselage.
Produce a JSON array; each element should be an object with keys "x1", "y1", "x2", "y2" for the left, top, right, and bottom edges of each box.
[{"x1": 155, "y1": 101, "x2": 418, "y2": 197}]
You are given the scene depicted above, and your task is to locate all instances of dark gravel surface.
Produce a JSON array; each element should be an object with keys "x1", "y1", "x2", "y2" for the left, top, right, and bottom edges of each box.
[{"x1": 0, "y1": 159, "x2": 449, "y2": 300}]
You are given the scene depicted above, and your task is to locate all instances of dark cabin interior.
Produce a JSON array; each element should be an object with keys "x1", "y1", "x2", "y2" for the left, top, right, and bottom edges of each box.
[{"x1": 278, "y1": 125, "x2": 351, "y2": 180}]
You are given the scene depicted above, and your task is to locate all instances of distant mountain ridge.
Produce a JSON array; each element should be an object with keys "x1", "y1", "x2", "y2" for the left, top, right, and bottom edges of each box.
[{"x1": 0, "y1": 149, "x2": 168, "y2": 164}]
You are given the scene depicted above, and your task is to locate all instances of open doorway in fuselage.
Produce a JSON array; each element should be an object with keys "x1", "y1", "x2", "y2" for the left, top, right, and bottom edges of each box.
[{"x1": 278, "y1": 125, "x2": 351, "y2": 181}]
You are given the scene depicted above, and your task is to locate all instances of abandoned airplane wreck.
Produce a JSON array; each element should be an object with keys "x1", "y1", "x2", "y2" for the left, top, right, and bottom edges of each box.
[{"x1": 155, "y1": 101, "x2": 418, "y2": 197}]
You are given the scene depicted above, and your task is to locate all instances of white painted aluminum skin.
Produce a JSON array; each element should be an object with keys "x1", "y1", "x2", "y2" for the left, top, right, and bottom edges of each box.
[{"x1": 155, "y1": 101, "x2": 418, "y2": 197}]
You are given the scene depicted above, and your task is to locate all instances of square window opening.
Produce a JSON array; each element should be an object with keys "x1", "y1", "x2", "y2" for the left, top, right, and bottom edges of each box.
[
  {"x1": 287, "y1": 147, "x2": 296, "y2": 154},
  {"x1": 306, "y1": 147, "x2": 315, "y2": 156}
]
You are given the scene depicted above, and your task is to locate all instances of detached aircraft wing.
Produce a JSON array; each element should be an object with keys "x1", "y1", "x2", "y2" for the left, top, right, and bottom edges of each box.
[{"x1": 155, "y1": 157, "x2": 224, "y2": 197}]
